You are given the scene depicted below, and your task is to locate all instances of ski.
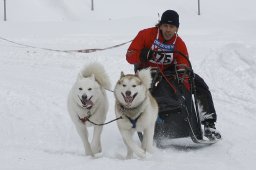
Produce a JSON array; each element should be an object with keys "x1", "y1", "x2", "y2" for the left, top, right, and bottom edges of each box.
[{"x1": 190, "y1": 135, "x2": 220, "y2": 144}]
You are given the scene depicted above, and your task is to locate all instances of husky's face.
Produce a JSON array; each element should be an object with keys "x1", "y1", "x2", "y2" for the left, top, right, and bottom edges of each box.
[
  {"x1": 72, "y1": 75, "x2": 100, "y2": 109},
  {"x1": 114, "y1": 73, "x2": 147, "y2": 108}
]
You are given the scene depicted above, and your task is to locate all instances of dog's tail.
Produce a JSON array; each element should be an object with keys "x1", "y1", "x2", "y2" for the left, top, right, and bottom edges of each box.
[{"x1": 80, "y1": 62, "x2": 111, "y2": 90}]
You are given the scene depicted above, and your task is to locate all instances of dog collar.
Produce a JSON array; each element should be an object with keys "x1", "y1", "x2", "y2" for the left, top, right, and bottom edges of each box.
[
  {"x1": 120, "y1": 104, "x2": 141, "y2": 112},
  {"x1": 78, "y1": 110, "x2": 92, "y2": 124},
  {"x1": 78, "y1": 115, "x2": 91, "y2": 124}
]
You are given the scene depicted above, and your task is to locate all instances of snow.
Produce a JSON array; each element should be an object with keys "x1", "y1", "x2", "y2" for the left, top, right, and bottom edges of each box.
[{"x1": 0, "y1": 0, "x2": 256, "y2": 169}]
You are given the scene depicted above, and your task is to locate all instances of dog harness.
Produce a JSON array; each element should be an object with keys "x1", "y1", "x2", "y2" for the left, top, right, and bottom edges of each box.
[
  {"x1": 125, "y1": 113, "x2": 142, "y2": 129},
  {"x1": 119, "y1": 104, "x2": 144, "y2": 129}
]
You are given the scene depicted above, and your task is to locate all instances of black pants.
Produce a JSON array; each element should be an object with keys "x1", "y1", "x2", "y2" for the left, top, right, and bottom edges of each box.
[{"x1": 194, "y1": 74, "x2": 217, "y2": 122}]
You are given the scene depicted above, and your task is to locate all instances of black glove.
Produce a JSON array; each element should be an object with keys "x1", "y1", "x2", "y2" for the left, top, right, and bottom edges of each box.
[{"x1": 140, "y1": 48, "x2": 154, "y2": 62}]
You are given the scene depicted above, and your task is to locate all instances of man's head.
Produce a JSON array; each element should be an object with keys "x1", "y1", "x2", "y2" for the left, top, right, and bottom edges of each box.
[
  {"x1": 160, "y1": 10, "x2": 179, "y2": 28},
  {"x1": 158, "y1": 10, "x2": 179, "y2": 41}
]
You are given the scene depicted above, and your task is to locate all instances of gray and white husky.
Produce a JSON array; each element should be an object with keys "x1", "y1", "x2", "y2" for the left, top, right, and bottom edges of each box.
[
  {"x1": 67, "y1": 62, "x2": 111, "y2": 157},
  {"x1": 114, "y1": 68, "x2": 158, "y2": 159}
]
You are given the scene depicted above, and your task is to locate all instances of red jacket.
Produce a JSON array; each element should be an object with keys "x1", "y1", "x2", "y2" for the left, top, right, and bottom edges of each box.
[{"x1": 126, "y1": 27, "x2": 190, "y2": 89}]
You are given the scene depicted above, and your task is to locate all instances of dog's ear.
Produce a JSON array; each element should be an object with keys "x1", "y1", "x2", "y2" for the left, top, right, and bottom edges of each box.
[
  {"x1": 135, "y1": 71, "x2": 139, "y2": 77},
  {"x1": 120, "y1": 71, "x2": 125, "y2": 78},
  {"x1": 77, "y1": 72, "x2": 84, "y2": 80},
  {"x1": 137, "y1": 68, "x2": 152, "y2": 89}
]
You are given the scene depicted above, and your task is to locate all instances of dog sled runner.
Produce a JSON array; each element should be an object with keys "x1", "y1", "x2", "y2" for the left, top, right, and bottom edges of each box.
[{"x1": 136, "y1": 51, "x2": 220, "y2": 147}]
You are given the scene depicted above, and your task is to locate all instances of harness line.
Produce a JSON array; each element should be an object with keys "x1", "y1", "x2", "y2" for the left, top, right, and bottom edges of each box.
[
  {"x1": 85, "y1": 116, "x2": 123, "y2": 126},
  {"x1": 0, "y1": 35, "x2": 132, "y2": 53}
]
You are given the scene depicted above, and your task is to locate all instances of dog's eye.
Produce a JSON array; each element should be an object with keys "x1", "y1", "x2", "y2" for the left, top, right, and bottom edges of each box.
[
  {"x1": 79, "y1": 87, "x2": 83, "y2": 91},
  {"x1": 123, "y1": 84, "x2": 126, "y2": 87},
  {"x1": 88, "y1": 88, "x2": 92, "y2": 91},
  {"x1": 132, "y1": 85, "x2": 136, "y2": 88}
]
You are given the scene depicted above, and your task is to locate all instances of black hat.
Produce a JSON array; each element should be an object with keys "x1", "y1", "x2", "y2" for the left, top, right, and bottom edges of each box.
[{"x1": 160, "y1": 10, "x2": 179, "y2": 28}]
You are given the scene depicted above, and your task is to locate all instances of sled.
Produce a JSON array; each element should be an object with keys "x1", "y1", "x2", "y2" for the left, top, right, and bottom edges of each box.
[{"x1": 136, "y1": 51, "x2": 220, "y2": 147}]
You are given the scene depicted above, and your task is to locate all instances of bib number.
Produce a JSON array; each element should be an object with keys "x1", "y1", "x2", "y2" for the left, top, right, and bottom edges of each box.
[{"x1": 153, "y1": 52, "x2": 173, "y2": 65}]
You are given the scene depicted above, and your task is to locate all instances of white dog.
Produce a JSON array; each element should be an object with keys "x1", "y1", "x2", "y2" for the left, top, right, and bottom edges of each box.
[
  {"x1": 114, "y1": 68, "x2": 158, "y2": 159},
  {"x1": 67, "y1": 62, "x2": 111, "y2": 157}
]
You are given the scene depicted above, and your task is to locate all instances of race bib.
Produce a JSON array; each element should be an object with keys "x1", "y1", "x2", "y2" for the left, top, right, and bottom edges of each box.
[
  {"x1": 151, "y1": 52, "x2": 173, "y2": 64},
  {"x1": 149, "y1": 39, "x2": 175, "y2": 65}
]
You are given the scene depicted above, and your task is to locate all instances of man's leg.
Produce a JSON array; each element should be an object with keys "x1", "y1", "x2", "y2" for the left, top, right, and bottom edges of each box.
[
  {"x1": 194, "y1": 74, "x2": 221, "y2": 139},
  {"x1": 194, "y1": 74, "x2": 217, "y2": 122}
]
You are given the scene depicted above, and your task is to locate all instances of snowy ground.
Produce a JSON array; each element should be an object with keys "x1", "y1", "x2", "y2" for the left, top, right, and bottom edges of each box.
[{"x1": 0, "y1": 0, "x2": 256, "y2": 170}]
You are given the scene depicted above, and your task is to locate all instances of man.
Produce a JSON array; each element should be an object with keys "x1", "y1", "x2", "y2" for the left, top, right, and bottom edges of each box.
[{"x1": 126, "y1": 10, "x2": 221, "y2": 140}]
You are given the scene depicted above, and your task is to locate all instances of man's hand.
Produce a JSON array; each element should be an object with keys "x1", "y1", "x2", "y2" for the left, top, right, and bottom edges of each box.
[{"x1": 140, "y1": 48, "x2": 154, "y2": 62}]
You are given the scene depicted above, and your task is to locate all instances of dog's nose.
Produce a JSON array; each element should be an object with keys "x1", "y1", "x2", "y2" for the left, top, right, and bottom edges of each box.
[
  {"x1": 82, "y1": 94, "x2": 87, "y2": 100},
  {"x1": 125, "y1": 91, "x2": 131, "y2": 96}
]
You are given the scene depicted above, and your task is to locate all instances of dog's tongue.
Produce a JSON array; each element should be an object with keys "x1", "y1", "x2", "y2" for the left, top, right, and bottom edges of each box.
[
  {"x1": 83, "y1": 100, "x2": 93, "y2": 109},
  {"x1": 125, "y1": 96, "x2": 133, "y2": 103}
]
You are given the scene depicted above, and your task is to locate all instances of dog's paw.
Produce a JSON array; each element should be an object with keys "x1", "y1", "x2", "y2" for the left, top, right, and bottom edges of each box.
[
  {"x1": 85, "y1": 152, "x2": 95, "y2": 157},
  {"x1": 91, "y1": 142, "x2": 102, "y2": 154},
  {"x1": 85, "y1": 151, "x2": 94, "y2": 157},
  {"x1": 94, "y1": 152, "x2": 103, "y2": 158},
  {"x1": 91, "y1": 145, "x2": 102, "y2": 155},
  {"x1": 135, "y1": 149, "x2": 146, "y2": 159},
  {"x1": 145, "y1": 152, "x2": 153, "y2": 159},
  {"x1": 126, "y1": 154, "x2": 133, "y2": 159},
  {"x1": 126, "y1": 151, "x2": 134, "y2": 159},
  {"x1": 145, "y1": 146, "x2": 154, "y2": 153}
]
